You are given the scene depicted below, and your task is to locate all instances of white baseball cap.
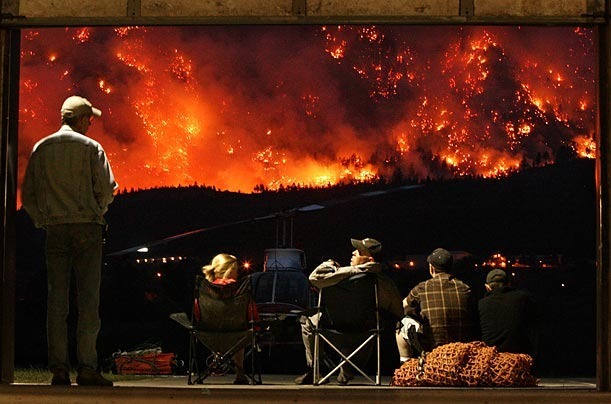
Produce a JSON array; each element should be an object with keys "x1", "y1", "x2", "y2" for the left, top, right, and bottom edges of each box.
[{"x1": 60, "y1": 96, "x2": 102, "y2": 119}]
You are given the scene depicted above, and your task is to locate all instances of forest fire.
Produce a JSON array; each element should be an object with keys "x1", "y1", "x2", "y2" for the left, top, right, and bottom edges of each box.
[{"x1": 18, "y1": 25, "x2": 596, "y2": 196}]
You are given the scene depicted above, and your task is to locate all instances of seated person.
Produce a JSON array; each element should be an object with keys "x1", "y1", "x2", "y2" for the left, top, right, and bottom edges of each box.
[
  {"x1": 197, "y1": 253, "x2": 258, "y2": 384},
  {"x1": 478, "y1": 269, "x2": 540, "y2": 358},
  {"x1": 396, "y1": 248, "x2": 477, "y2": 362},
  {"x1": 203, "y1": 253, "x2": 240, "y2": 285},
  {"x1": 295, "y1": 237, "x2": 403, "y2": 385}
]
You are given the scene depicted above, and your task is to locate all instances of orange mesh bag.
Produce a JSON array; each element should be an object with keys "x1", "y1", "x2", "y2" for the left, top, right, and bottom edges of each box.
[
  {"x1": 483, "y1": 352, "x2": 538, "y2": 387},
  {"x1": 390, "y1": 341, "x2": 538, "y2": 387},
  {"x1": 460, "y1": 342, "x2": 497, "y2": 386},
  {"x1": 422, "y1": 342, "x2": 471, "y2": 386},
  {"x1": 390, "y1": 358, "x2": 426, "y2": 387}
]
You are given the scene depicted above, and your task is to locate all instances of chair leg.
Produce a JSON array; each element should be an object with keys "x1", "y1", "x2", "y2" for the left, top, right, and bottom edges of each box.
[
  {"x1": 243, "y1": 341, "x2": 261, "y2": 385},
  {"x1": 313, "y1": 331, "x2": 320, "y2": 385},
  {"x1": 249, "y1": 335, "x2": 262, "y2": 385},
  {"x1": 249, "y1": 329, "x2": 257, "y2": 385},
  {"x1": 189, "y1": 331, "x2": 261, "y2": 385},
  {"x1": 188, "y1": 331, "x2": 198, "y2": 385},
  {"x1": 317, "y1": 333, "x2": 379, "y2": 385},
  {"x1": 376, "y1": 330, "x2": 381, "y2": 385}
]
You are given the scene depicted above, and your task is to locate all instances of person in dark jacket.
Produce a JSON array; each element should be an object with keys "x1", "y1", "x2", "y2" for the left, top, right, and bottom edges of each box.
[{"x1": 478, "y1": 268, "x2": 540, "y2": 358}]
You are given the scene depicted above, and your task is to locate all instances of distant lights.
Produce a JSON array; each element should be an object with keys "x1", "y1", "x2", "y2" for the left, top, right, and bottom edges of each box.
[
  {"x1": 135, "y1": 256, "x2": 187, "y2": 264},
  {"x1": 392, "y1": 261, "x2": 418, "y2": 270},
  {"x1": 483, "y1": 252, "x2": 508, "y2": 268}
]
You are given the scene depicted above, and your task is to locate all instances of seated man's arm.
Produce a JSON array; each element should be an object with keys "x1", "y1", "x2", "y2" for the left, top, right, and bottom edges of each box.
[
  {"x1": 308, "y1": 260, "x2": 362, "y2": 288},
  {"x1": 402, "y1": 285, "x2": 423, "y2": 320}
]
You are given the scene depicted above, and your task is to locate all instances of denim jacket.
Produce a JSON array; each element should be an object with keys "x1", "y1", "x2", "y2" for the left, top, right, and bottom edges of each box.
[{"x1": 22, "y1": 125, "x2": 118, "y2": 228}]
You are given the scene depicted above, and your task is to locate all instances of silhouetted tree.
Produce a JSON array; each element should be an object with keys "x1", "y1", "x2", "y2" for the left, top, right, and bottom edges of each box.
[{"x1": 555, "y1": 144, "x2": 577, "y2": 166}]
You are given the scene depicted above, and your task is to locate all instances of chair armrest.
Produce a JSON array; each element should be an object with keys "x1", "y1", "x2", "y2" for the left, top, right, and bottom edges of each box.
[
  {"x1": 169, "y1": 312, "x2": 194, "y2": 330},
  {"x1": 290, "y1": 307, "x2": 319, "y2": 317},
  {"x1": 258, "y1": 313, "x2": 289, "y2": 321}
]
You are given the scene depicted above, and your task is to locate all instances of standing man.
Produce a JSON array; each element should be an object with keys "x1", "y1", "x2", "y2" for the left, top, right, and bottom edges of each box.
[
  {"x1": 478, "y1": 269, "x2": 540, "y2": 358},
  {"x1": 22, "y1": 95, "x2": 118, "y2": 386},
  {"x1": 295, "y1": 237, "x2": 403, "y2": 385},
  {"x1": 396, "y1": 248, "x2": 477, "y2": 362}
]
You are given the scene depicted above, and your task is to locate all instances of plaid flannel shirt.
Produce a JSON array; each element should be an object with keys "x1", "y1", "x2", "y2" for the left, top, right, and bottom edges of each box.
[{"x1": 404, "y1": 272, "x2": 476, "y2": 348}]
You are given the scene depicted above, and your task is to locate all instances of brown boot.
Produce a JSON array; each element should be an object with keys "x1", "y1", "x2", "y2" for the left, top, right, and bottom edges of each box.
[
  {"x1": 294, "y1": 368, "x2": 313, "y2": 384},
  {"x1": 76, "y1": 368, "x2": 113, "y2": 387},
  {"x1": 51, "y1": 369, "x2": 71, "y2": 386},
  {"x1": 233, "y1": 365, "x2": 249, "y2": 385}
]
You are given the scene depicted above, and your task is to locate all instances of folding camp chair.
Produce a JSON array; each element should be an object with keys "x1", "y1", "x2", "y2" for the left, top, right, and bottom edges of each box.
[
  {"x1": 312, "y1": 273, "x2": 381, "y2": 385},
  {"x1": 170, "y1": 275, "x2": 261, "y2": 385}
]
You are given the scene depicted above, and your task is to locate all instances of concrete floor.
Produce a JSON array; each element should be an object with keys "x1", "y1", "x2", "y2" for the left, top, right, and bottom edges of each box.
[{"x1": 2, "y1": 375, "x2": 609, "y2": 404}]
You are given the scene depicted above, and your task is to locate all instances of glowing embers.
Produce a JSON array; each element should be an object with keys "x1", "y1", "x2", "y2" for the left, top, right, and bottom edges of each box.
[
  {"x1": 572, "y1": 135, "x2": 597, "y2": 159},
  {"x1": 18, "y1": 26, "x2": 597, "y2": 194},
  {"x1": 98, "y1": 80, "x2": 112, "y2": 94},
  {"x1": 72, "y1": 28, "x2": 91, "y2": 43}
]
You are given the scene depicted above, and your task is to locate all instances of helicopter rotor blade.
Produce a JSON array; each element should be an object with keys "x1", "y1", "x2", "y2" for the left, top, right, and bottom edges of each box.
[
  {"x1": 106, "y1": 184, "x2": 424, "y2": 257},
  {"x1": 105, "y1": 213, "x2": 276, "y2": 257},
  {"x1": 291, "y1": 184, "x2": 423, "y2": 213}
]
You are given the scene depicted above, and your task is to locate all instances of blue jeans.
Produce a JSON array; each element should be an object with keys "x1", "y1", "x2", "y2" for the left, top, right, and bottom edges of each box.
[{"x1": 45, "y1": 223, "x2": 103, "y2": 372}]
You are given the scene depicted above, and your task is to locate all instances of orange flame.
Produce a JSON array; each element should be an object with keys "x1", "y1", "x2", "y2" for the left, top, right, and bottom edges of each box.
[{"x1": 17, "y1": 26, "x2": 597, "y2": 197}]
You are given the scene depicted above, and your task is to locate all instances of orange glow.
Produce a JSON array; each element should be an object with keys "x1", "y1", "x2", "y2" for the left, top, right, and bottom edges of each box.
[
  {"x1": 17, "y1": 26, "x2": 596, "y2": 197},
  {"x1": 98, "y1": 80, "x2": 112, "y2": 94},
  {"x1": 396, "y1": 134, "x2": 409, "y2": 154},
  {"x1": 73, "y1": 28, "x2": 91, "y2": 43},
  {"x1": 579, "y1": 100, "x2": 588, "y2": 111},
  {"x1": 573, "y1": 135, "x2": 597, "y2": 158}
]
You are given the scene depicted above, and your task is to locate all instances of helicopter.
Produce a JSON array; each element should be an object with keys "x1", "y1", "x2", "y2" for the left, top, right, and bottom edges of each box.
[{"x1": 101, "y1": 183, "x2": 425, "y2": 351}]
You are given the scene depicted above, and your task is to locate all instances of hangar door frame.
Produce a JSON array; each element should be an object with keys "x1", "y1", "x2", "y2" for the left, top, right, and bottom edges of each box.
[{"x1": 0, "y1": 0, "x2": 609, "y2": 391}]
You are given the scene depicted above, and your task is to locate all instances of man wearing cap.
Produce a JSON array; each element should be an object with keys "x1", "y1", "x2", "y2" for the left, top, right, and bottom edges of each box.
[
  {"x1": 295, "y1": 237, "x2": 403, "y2": 385},
  {"x1": 22, "y1": 95, "x2": 118, "y2": 386},
  {"x1": 396, "y1": 247, "x2": 477, "y2": 362},
  {"x1": 478, "y1": 269, "x2": 539, "y2": 357}
]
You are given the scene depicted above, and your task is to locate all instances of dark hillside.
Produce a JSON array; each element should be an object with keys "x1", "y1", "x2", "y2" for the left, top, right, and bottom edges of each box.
[{"x1": 98, "y1": 158, "x2": 595, "y2": 264}]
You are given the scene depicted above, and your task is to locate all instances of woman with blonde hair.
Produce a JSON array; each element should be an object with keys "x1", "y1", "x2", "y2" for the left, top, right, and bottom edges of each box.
[
  {"x1": 198, "y1": 253, "x2": 256, "y2": 384},
  {"x1": 202, "y1": 253, "x2": 239, "y2": 284}
]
